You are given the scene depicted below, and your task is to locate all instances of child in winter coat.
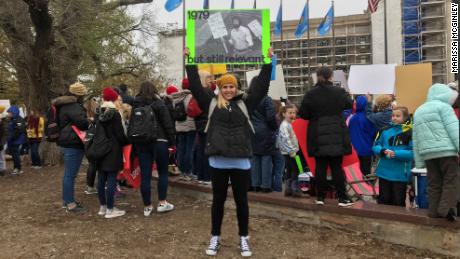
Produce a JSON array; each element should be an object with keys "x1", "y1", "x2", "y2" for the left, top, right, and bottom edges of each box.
[
  {"x1": 373, "y1": 106, "x2": 413, "y2": 207},
  {"x1": 7, "y1": 105, "x2": 27, "y2": 175},
  {"x1": 277, "y1": 104, "x2": 302, "y2": 197},
  {"x1": 26, "y1": 110, "x2": 45, "y2": 169},
  {"x1": 413, "y1": 83, "x2": 459, "y2": 221},
  {"x1": 348, "y1": 96, "x2": 377, "y2": 176}
]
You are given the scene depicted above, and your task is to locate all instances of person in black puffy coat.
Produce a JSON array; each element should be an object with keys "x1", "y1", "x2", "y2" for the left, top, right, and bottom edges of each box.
[
  {"x1": 95, "y1": 87, "x2": 128, "y2": 218},
  {"x1": 299, "y1": 67, "x2": 354, "y2": 207},
  {"x1": 133, "y1": 81, "x2": 176, "y2": 217},
  {"x1": 185, "y1": 47, "x2": 273, "y2": 257},
  {"x1": 53, "y1": 82, "x2": 89, "y2": 213}
]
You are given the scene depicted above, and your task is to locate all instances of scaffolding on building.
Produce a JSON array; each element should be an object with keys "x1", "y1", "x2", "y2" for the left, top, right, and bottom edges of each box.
[{"x1": 402, "y1": 0, "x2": 450, "y2": 83}]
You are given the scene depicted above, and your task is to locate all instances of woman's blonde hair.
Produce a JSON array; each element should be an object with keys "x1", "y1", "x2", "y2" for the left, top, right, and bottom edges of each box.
[
  {"x1": 120, "y1": 103, "x2": 132, "y2": 121},
  {"x1": 84, "y1": 98, "x2": 98, "y2": 119},
  {"x1": 374, "y1": 95, "x2": 393, "y2": 111},
  {"x1": 217, "y1": 93, "x2": 229, "y2": 109},
  {"x1": 198, "y1": 70, "x2": 212, "y2": 88}
]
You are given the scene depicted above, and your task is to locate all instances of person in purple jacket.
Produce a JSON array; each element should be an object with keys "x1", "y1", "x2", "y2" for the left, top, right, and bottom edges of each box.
[{"x1": 348, "y1": 96, "x2": 377, "y2": 176}]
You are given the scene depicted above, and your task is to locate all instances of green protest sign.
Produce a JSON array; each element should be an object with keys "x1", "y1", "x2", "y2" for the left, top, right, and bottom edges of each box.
[{"x1": 186, "y1": 9, "x2": 271, "y2": 65}]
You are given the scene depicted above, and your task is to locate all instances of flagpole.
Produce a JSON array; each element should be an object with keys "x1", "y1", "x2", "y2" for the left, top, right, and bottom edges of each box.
[
  {"x1": 384, "y1": 0, "x2": 388, "y2": 64},
  {"x1": 182, "y1": 0, "x2": 186, "y2": 79},
  {"x1": 307, "y1": 0, "x2": 310, "y2": 81},
  {"x1": 332, "y1": 1, "x2": 335, "y2": 71},
  {"x1": 280, "y1": 0, "x2": 284, "y2": 64}
]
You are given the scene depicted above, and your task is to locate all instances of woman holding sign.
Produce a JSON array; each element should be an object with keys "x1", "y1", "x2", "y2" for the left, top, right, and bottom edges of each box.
[{"x1": 185, "y1": 48, "x2": 273, "y2": 257}]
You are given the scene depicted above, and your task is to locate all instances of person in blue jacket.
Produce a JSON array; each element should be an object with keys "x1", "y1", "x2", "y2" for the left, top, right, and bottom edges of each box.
[
  {"x1": 373, "y1": 106, "x2": 413, "y2": 207},
  {"x1": 348, "y1": 96, "x2": 377, "y2": 176},
  {"x1": 6, "y1": 105, "x2": 27, "y2": 175},
  {"x1": 366, "y1": 94, "x2": 393, "y2": 131}
]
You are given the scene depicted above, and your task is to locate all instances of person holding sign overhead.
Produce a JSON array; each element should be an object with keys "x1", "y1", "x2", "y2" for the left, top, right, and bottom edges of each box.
[
  {"x1": 228, "y1": 17, "x2": 254, "y2": 56},
  {"x1": 185, "y1": 47, "x2": 273, "y2": 257}
]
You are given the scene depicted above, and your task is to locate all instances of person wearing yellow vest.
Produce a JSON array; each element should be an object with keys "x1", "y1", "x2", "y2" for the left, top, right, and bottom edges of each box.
[{"x1": 26, "y1": 110, "x2": 45, "y2": 169}]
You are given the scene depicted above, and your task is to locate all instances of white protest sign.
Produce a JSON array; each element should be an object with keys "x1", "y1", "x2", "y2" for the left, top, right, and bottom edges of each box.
[
  {"x1": 332, "y1": 70, "x2": 348, "y2": 91},
  {"x1": 247, "y1": 19, "x2": 262, "y2": 40},
  {"x1": 348, "y1": 64, "x2": 397, "y2": 94},
  {"x1": 207, "y1": 12, "x2": 228, "y2": 39},
  {"x1": 246, "y1": 65, "x2": 287, "y2": 100}
]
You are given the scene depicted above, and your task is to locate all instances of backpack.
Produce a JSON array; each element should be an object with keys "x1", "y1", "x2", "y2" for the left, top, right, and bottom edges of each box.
[
  {"x1": 186, "y1": 97, "x2": 203, "y2": 118},
  {"x1": 12, "y1": 117, "x2": 26, "y2": 139},
  {"x1": 204, "y1": 98, "x2": 255, "y2": 133},
  {"x1": 85, "y1": 121, "x2": 111, "y2": 160},
  {"x1": 127, "y1": 105, "x2": 159, "y2": 143},
  {"x1": 172, "y1": 101, "x2": 187, "y2": 122},
  {"x1": 45, "y1": 105, "x2": 60, "y2": 142}
]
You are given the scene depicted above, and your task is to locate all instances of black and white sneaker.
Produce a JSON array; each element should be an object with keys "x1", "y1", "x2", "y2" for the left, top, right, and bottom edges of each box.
[
  {"x1": 240, "y1": 236, "x2": 252, "y2": 257},
  {"x1": 338, "y1": 197, "x2": 354, "y2": 207},
  {"x1": 205, "y1": 236, "x2": 220, "y2": 256},
  {"x1": 315, "y1": 197, "x2": 325, "y2": 205}
]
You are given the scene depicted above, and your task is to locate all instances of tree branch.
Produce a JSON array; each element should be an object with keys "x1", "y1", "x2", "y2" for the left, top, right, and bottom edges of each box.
[{"x1": 104, "y1": 0, "x2": 154, "y2": 9}]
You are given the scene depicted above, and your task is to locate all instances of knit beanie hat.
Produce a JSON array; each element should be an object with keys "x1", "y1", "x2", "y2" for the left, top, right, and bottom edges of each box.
[
  {"x1": 182, "y1": 78, "x2": 190, "y2": 89},
  {"x1": 216, "y1": 74, "x2": 237, "y2": 88},
  {"x1": 0, "y1": 105, "x2": 5, "y2": 114},
  {"x1": 69, "y1": 82, "x2": 87, "y2": 96},
  {"x1": 102, "y1": 87, "x2": 119, "y2": 102},
  {"x1": 166, "y1": 85, "x2": 179, "y2": 95}
]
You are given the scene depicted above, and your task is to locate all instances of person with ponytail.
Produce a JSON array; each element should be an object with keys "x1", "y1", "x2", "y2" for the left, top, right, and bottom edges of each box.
[{"x1": 185, "y1": 48, "x2": 273, "y2": 257}]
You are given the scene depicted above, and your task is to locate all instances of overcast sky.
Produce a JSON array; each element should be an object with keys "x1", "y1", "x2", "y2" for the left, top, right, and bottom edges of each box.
[{"x1": 129, "y1": 0, "x2": 369, "y2": 27}]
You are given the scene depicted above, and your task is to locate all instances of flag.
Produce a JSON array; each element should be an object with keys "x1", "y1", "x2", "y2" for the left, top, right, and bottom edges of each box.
[
  {"x1": 231, "y1": 0, "x2": 234, "y2": 9},
  {"x1": 317, "y1": 5, "x2": 333, "y2": 36},
  {"x1": 164, "y1": 0, "x2": 182, "y2": 12},
  {"x1": 203, "y1": 0, "x2": 209, "y2": 9},
  {"x1": 368, "y1": 0, "x2": 380, "y2": 13},
  {"x1": 253, "y1": 0, "x2": 256, "y2": 9},
  {"x1": 274, "y1": 1, "x2": 282, "y2": 36},
  {"x1": 294, "y1": 2, "x2": 309, "y2": 38}
]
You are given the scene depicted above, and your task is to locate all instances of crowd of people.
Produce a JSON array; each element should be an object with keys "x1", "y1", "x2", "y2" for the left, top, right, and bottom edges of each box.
[{"x1": 0, "y1": 47, "x2": 458, "y2": 256}]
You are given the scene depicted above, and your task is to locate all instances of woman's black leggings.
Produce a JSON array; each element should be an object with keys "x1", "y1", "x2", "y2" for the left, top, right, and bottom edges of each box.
[{"x1": 210, "y1": 167, "x2": 250, "y2": 236}]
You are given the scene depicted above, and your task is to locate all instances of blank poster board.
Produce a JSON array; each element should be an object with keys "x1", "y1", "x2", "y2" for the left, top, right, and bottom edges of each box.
[
  {"x1": 348, "y1": 64, "x2": 397, "y2": 94},
  {"x1": 245, "y1": 65, "x2": 287, "y2": 100},
  {"x1": 395, "y1": 63, "x2": 432, "y2": 113}
]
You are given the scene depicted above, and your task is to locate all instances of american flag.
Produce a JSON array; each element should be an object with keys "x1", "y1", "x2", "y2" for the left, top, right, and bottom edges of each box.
[{"x1": 368, "y1": 0, "x2": 380, "y2": 13}]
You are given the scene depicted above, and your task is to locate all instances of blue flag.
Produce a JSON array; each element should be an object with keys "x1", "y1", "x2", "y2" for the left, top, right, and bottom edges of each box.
[
  {"x1": 294, "y1": 2, "x2": 309, "y2": 38},
  {"x1": 164, "y1": 0, "x2": 182, "y2": 12},
  {"x1": 274, "y1": 2, "x2": 282, "y2": 36},
  {"x1": 231, "y1": 0, "x2": 234, "y2": 9},
  {"x1": 203, "y1": 0, "x2": 209, "y2": 9},
  {"x1": 253, "y1": 0, "x2": 256, "y2": 9},
  {"x1": 317, "y1": 6, "x2": 334, "y2": 36},
  {"x1": 271, "y1": 54, "x2": 277, "y2": 81}
]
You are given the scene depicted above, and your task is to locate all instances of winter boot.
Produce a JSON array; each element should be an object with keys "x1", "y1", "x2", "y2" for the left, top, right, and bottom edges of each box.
[{"x1": 291, "y1": 180, "x2": 302, "y2": 198}]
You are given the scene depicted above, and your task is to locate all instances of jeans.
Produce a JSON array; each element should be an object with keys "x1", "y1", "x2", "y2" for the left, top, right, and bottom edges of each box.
[
  {"x1": 210, "y1": 167, "x2": 250, "y2": 236},
  {"x1": 176, "y1": 131, "x2": 196, "y2": 175},
  {"x1": 251, "y1": 155, "x2": 273, "y2": 189},
  {"x1": 137, "y1": 141, "x2": 170, "y2": 206},
  {"x1": 272, "y1": 151, "x2": 285, "y2": 192},
  {"x1": 9, "y1": 144, "x2": 21, "y2": 170},
  {"x1": 97, "y1": 171, "x2": 118, "y2": 209},
  {"x1": 29, "y1": 141, "x2": 42, "y2": 166},
  {"x1": 62, "y1": 148, "x2": 84, "y2": 205},
  {"x1": 194, "y1": 132, "x2": 210, "y2": 181},
  {"x1": 0, "y1": 149, "x2": 5, "y2": 171},
  {"x1": 87, "y1": 161, "x2": 97, "y2": 188}
]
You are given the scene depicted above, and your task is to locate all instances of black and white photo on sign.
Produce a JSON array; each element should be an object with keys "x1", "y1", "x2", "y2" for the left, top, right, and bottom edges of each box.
[{"x1": 195, "y1": 10, "x2": 263, "y2": 63}]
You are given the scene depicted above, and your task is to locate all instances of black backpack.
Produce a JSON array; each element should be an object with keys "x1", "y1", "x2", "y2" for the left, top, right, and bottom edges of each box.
[
  {"x1": 45, "y1": 105, "x2": 60, "y2": 142},
  {"x1": 12, "y1": 117, "x2": 26, "y2": 139},
  {"x1": 85, "y1": 121, "x2": 111, "y2": 160},
  {"x1": 127, "y1": 105, "x2": 159, "y2": 143},
  {"x1": 172, "y1": 101, "x2": 187, "y2": 122}
]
